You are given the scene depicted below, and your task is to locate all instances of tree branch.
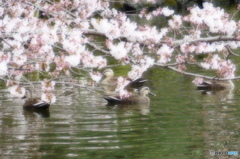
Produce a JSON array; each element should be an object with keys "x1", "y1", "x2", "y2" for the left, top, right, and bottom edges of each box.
[
  {"x1": 173, "y1": 36, "x2": 240, "y2": 46},
  {"x1": 154, "y1": 63, "x2": 240, "y2": 81}
]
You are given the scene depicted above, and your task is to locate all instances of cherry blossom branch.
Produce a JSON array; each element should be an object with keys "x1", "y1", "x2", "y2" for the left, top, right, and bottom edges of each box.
[
  {"x1": 225, "y1": 45, "x2": 239, "y2": 58},
  {"x1": 154, "y1": 63, "x2": 240, "y2": 81},
  {"x1": 19, "y1": 79, "x2": 103, "y2": 93},
  {"x1": 86, "y1": 42, "x2": 110, "y2": 55},
  {"x1": 43, "y1": 0, "x2": 78, "y2": 18},
  {"x1": 173, "y1": 36, "x2": 240, "y2": 46}
]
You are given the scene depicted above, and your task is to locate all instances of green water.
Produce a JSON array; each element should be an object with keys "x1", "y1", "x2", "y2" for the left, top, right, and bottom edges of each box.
[{"x1": 1, "y1": 67, "x2": 240, "y2": 159}]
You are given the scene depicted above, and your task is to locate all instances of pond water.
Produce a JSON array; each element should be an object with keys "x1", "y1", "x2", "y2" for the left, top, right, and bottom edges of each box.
[{"x1": 1, "y1": 66, "x2": 240, "y2": 159}]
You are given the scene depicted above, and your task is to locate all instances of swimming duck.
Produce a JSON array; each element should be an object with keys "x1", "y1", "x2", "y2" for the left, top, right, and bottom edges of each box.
[
  {"x1": 101, "y1": 69, "x2": 147, "y2": 89},
  {"x1": 103, "y1": 86, "x2": 155, "y2": 105},
  {"x1": 22, "y1": 90, "x2": 50, "y2": 110},
  {"x1": 197, "y1": 79, "x2": 234, "y2": 91}
]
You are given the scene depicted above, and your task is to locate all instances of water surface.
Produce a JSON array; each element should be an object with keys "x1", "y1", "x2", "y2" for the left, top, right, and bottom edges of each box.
[{"x1": 1, "y1": 67, "x2": 240, "y2": 159}]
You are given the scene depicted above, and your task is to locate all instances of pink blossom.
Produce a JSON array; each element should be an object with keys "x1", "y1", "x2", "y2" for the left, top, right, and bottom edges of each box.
[
  {"x1": 90, "y1": 71, "x2": 102, "y2": 83},
  {"x1": 65, "y1": 54, "x2": 81, "y2": 67},
  {"x1": 128, "y1": 65, "x2": 146, "y2": 79},
  {"x1": 119, "y1": 89, "x2": 131, "y2": 99},
  {"x1": 8, "y1": 85, "x2": 26, "y2": 98},
  {"x1": 81, "y1": 51, "x2": 107, "y2": 68},
  {"x1": 162, "y1": 7, "x2": 174, "y2": 17},
  {"x1": 176, "y1": 55, "x2": 186, "y2": 64},
  {"x1": 107, "y1": 41, "x2": 128, "y2": 60},
  {"x1": 0, "y1": 51, "x2": 11, "y2": 63},
  {"x1": 168, "y1": 15, "x2": 182, "y2": 29},
  {"x1": 115, "y1": 77, "x2": 130, "y2": 92},
  {"x1": 192, "y1": 77, "x2": 203, "y2": 86},
  {"x1": 157, "y1": 44, "x2": 173, "y2": 64},
  {"x1": 132, "y1": 44, "x2": 143, "y2": 56},
  {"x1": 41, "y1": 92, "x2": 56, "y2": 104},
  {"x1": 180, "y1": 43, "x2": 196, "y2": 54},
  {"x1": 41, "y1": 80, "x2": 56, "y2": 92},
  {"x1": 91, "y1": 18, "x2": 120, "y2": 39},
  {"x1": 185, "y1": 2, "x2": 237, "y2": 35},
  {"x1": 13, "y1": 55, "x2": 27, "y2": 66},
  {"x1": 0, "y1": 61, "x2": 8, "y2": 76}
]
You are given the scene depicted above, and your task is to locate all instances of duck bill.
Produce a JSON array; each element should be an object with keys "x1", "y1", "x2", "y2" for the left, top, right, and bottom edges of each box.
[
  {"x1": 149, "y1": 92, "x2": 156, "y2": 96},
  {"x1": 22, "y1": 96, "x2": 27, "y2": 99}
]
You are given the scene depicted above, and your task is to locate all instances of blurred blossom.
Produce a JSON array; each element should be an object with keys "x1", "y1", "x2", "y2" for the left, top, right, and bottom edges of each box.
[
  {"x1": 0, "y1": 61, "x2": 8, "y2": 76},
  {"x1": 168, "y1": 15, "x2": 182, "y2": 29},
  {"x1": 161, "y1": 7, "x2": 174, "y2": 16},
  {"x1": 41, "y1": 80, "x2": 55, "y2": 92},
  {"x1": 64, "y1": 54, "x2": 81, "y2": 67},
  {"x1": 115, "y1": 77, "x2": 130, "y2": 92},
  {"x1": 119, "y1": 89, "x2": 131, "y2": 99},
  {"x1": 157, "y1": 44, "x2": 173, "y2": 64},
  {"x1": 41, "y1": 92, "x2": 56, "y2": 104},
  {"x1": 192, "y1": 77, "x2": 203, "y2": 86},
  {"x1": 184, "y1": 2, "x2": 237, "y2": 36},
  {"x1": 8, "y1": 85, "x2": 26, "y2": 98},
  {"x1": 107, "y1": 41, "x2": 128, "y2": 60},
  {"x1": 90, "y1": 71, "x2": 102, "y2": 83}
]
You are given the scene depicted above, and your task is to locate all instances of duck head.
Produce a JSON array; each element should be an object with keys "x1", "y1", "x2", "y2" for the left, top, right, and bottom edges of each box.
[
  {"x1": 103, "y1": 69, "x2": 114, "y2": 78},
  {"x1": 139, "y1": 87, "x2": 156, "y2": 96}
]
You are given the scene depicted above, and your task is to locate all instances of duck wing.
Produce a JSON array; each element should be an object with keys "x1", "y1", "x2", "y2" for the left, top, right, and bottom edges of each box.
[
  {"x1": 125, "y1": 78, "x2": 147, "y2": 91},
  {"x1": 24, "y1": 98, "x2": 50, "y2": 109},
  {"x1": 103, "y1": 95, "x2": 121, "y2": 105}
]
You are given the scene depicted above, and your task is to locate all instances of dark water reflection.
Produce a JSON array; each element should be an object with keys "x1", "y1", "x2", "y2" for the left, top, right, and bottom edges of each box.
[{"x1": 1, "y1": 68, "x2": 240, "y2": 159}]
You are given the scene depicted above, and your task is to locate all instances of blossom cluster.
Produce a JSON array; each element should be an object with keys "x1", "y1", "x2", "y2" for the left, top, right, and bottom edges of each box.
[
  {"x1": 200, "y1": 55, "x2": 236, "y2": 78},
  {"x1": 0, "y1": 0, "x2": 239, "y2": 102},
  {"x1": 184, "y1": 3, "x2": 237, "y2": 35},
  {"x1": 91, "y1": 11, "x2": 169, "y2": 44},
  {"x1": 41, "y1": 79, "x2": 56, "y2": 104},
  {"x1": 0, "y1": 1, "x2": 109, "y2": 101},
  {"x1": 139, "y1": 7, "x2": 174, "y2": 20}
]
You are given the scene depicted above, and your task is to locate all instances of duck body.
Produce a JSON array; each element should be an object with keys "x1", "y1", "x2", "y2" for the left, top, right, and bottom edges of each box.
[
  {"x1": 197, "y1": 80, "x2": 234, "y2": 91},
  {"x1": 103, "y1": 87, "x2": 155, "y2": 105},
  {"x1": 23, "y1": 98, "x2": 50, "y2": 110},
  {"x1": 22, "y1": 90, "x2": 50, "y2": 110},
  {"x1": 101, "y1": 69, "x2": 147, "y2": 90},
  {"x1": 104, "y1": 94, "x2": 150, "y2": 105}
]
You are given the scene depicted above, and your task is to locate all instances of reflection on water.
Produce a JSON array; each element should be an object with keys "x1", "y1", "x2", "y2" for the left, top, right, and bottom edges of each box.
[
  {"x1": 197, "y1": 86, "x2": 234, "y2": 103},
  {"x1": 23, "y1": 109, "x2": 50, "y2": 118},
  {"x1": 106, "y1": 103, "x2": 150, "y2": 115},
  {"x1": 1, "y1": 73, "x2": 240, "y2": 158}
]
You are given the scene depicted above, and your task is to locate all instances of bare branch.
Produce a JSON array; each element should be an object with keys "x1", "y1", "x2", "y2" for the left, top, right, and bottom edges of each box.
[
  {"x1": 86, "y1": 42, "x2": 110, "y2": 55},
  {"x1": 225, "y1": 45, "x2": 239, "y2": 57},
  {"x1": 154, "y1": 63, "x2": 240, "y2": 81},
  {"x1": 173, "y1": 36, "x2": 240, "y2": 46}
]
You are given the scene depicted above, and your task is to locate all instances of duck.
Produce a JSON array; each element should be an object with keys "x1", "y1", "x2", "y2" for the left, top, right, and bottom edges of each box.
[
  {"x1": 197, "y1": 79, "x2": 234, "y2": 91},
  {"x1": 101, "y1": 69, "x2": 147, "y2": 90},
  {"x1": 22, "y1": 90, "x2": 50, "y2": 110},
  {"x1": 103, "y1": 86, "x2": 155, "y2": 105}
]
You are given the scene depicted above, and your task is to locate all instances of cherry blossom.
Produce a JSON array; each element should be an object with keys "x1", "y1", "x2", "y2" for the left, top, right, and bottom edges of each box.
[
  {"x1": 0, "y1": 1, "x2": 239, "y2": 102},
  {"x1": 90, "y1": 71, "x2": 102, "y2": 83},
  {"x1": 0, "y1": 61, "x2": 8, "y2": 76},
  {"x1": 168, "y1": 15, "x2": 182, "y2": 29},
  {"x1": 157, "y1": 44, "x2": 174, "y2": 64},
  {"x1": 192, "y1": 77, "x2": 204, "y2": 85},
  {"x1": 115, "y1": 77, "x2": 130, "y2": 92},
  {"x1": 8, "y1": 85, "x2": 26, "y2": 98},
  {"x1": 107, "y1": 41, "x2": 129, "y2": 60},
  {"x1": 41, "y1": 80, "x2": 56, "y2": 92},
  {"x1": 41, "y1": 92, "x2": 57, "y2": 104}
]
